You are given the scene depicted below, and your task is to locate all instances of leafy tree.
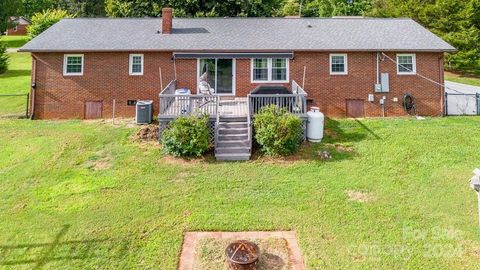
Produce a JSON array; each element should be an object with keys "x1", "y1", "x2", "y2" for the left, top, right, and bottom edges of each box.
[
  {"x1": 0, "y1": 0, "x2": 23, "y2": 33},
  {"x1": 27, "y1": 9, "x2": 73, "y2": 39},
  {"x1": 54, "y1": 0, "x2": 106, "y2": 17},
  {"x1": 367, "y1": 0, "x2": 480, "y2": 72},
  {"x1": 306, "y1": 0, "x2": 373, "y2": 17},
  {"x1": 280, "y1": 0, "x2": 301, "y2": 16},
  {"x1": 22, "y1": 0, "x2": 54, "y2": 18},
  {"x1": 0, "y1": 40, "x2": 8, "y2": 74},
  {"x1": 105, "y1": 0, "x2": 282, "y2": 17}
]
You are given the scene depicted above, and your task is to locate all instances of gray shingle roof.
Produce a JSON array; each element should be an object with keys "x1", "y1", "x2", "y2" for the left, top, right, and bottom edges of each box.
[{"x1": 20, "y1": 17, "x2": 456, "y2": 52}]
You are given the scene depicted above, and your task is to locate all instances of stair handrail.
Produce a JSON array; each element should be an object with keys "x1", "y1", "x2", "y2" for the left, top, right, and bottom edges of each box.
[
  {"x1": 247, "y1": 96, "x2": 252, "y2": 153},
  {"x1": 214, "y1": 97, "x2": 220, "y2": 151}
]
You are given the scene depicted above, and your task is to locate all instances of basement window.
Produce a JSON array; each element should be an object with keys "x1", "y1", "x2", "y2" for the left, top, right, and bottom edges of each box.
[
  {"x1": 330, "y1": 54, "x2": 348, "y2": 75},
  {"x1": 397, "y1": 54, "x2": 416, "y2": 75},
  {"x1": 129, "y1": 54, "x2": 144, "y2": 75},
  {"x1": 63, "y1": 54, "x2": 84, "y2": 76},
  {"x1": 251, "y1": 58, "x2": 289, "y2": 83}
]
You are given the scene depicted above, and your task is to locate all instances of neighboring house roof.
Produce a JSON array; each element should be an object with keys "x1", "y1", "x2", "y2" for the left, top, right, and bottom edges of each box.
[
  {"x1": 9, "y1": 16, "x2": 31, "y2": 25},
  {"x1": 20, "y1": 17, "x2": 456, "y2": 52}
]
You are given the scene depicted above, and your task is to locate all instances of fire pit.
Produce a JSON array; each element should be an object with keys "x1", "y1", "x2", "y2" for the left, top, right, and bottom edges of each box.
[{"x1": 225, "y1": 240, "x2": 260, "y2": 270}]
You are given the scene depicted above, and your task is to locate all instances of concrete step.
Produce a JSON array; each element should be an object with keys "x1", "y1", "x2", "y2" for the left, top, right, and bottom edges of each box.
[
  {"x1": 215, "y1": 147, "x2": 251, "y2": 155},
  {"x1": 218, "y1": 134, "x2": 248, "y2": 141},
  {"x1": 218, "y1": 122, "x2": 248, "y2": 129},
  {"x1": 217, "y1": 140, "x2": 250, "y2": 148},
  {"x1": 215, "y1": 153, "x2": 251, "y2": 161},
  {"x1": 218, "y1": 128, "x2": 249, "y2": 135}
]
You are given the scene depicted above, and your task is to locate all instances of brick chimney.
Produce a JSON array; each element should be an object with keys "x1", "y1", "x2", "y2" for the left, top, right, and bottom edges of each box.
[{"x1": 162, "y1": 8, "x2": 173, "y2": 34}]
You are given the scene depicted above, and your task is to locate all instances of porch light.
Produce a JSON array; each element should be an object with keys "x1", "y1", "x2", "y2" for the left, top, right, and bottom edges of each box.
[{"x1": 469, "y1": 168, "x2": 480, "y2": 227}]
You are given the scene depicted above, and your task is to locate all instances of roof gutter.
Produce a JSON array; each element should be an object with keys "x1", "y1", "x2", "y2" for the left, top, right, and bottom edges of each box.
[{"x1": 18, "y1": 48, "x2": 457, "y2": 53}]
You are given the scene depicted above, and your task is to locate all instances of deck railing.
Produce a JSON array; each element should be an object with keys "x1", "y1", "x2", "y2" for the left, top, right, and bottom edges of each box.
[
  {"x1": 160, "y1": 79, "x2": 307, "y2": 117},
  {"x1": 247, "y1": 80, "x2": 308, "y2": 116},
  {"x1": 159, "y1": 80, "x2": 219, "y2": 117}
]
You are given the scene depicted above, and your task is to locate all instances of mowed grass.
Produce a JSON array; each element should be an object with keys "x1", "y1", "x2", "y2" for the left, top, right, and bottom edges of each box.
[
  {"x1": 0, "y1": 52, "x2": 31, "y2": 116},
  {"x1": 0, "y1": 35, "x2": 29, "y2": 48},
  {"x1": 445, "y1": 71, "x2": 480, "y2": 87},
  {"x1": 1, "y1": 117, "x2": 480, "y2": 269}
]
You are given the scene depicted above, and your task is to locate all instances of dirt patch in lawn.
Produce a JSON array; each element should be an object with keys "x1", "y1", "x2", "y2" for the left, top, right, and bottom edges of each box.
[
  {"x1": 84, "y1": 150, "x2": 113, "y2": 171},
  {"x1": 132, "y1": 124, "x2": 159, "y2": 142},
  {"x1": 196, "y1": 238, "x2": 290, "y2": 270},
  {"x1": 84, "y1": 117, "x2": 138, "y2": 128},
  {"x1": 159, "y1": 152, "x2": 215, "y2": 166},
  {"x1": 170, "y1": 172, "x2": 198, "y2": 184},
  {"x1": 345, "y1": 190, "x2": 376, "y2": 202}
]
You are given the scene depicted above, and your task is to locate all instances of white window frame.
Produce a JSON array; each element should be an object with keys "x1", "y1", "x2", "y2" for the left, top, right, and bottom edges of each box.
[
  {"x1": 129, "y1": 54, "x2": 144, "y2": 76},
  {"x1": 250, "y1": 58, "x2": 289, "y2": 83},
  {"x1": 329, "y1": 54, "x2": 348, "y2": 75},
  {"x1": 63, "y1": 54, "x2": 84, "y2": 76},
  {"x1": 13, "y1": 25, "x2": 18, "y2": 32},
  {"x1": 396, "y1": 53, "x2": 416, "y2": 75}
]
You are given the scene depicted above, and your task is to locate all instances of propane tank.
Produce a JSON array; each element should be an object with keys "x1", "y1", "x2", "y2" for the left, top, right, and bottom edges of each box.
[{"x1": 307, "y1": 107, "x2": 324, "y2": 142}]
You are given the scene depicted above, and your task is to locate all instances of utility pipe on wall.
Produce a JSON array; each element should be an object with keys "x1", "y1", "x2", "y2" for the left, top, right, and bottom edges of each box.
[
  {"x1": 29, "y1": 56, "x2": 37, "y2": 120},
  {"x1": 159, "y1": 67, "x2": 163, "y2": 90},
  {"x1": 302, "y1": 66, "x2": 306, "y2": 89},
  {"x1": 112, "y1": 99, "x2": 116, "y2": 124}
]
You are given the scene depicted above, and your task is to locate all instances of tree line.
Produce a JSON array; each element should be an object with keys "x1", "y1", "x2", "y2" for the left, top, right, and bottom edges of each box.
[{"x1": 1, "y1": 0, "x2": 479, "y2": 73}]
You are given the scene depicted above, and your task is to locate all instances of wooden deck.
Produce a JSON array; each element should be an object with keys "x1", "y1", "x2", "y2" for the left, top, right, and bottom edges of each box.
[
  {"x1": 158, "y1": 79, "x2": 308, "y2": 161},
  {"x1": 218, "y1": 98, "x2": 248, "y2": 116},
  {"x1": 159, "y1": 97, "x2": 248, "y2": 118},
  {"x1": 158, "y1": 80, "x2": 307, "y2": 119}
]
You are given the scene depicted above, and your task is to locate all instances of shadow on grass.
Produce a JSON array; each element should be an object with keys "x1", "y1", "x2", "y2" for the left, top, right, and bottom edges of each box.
[
  {"x1": 158, "y1": 117, "x2": 382, "y2": 164},
  {"x1": 0, "y1": 225, "x2": 129, "y2": 269},
  {"x1": 250, "y1": 117, "x2": 381, "y2": 163},
  {"x1": 0, "y1": 69, "x2": 31, "y2": 78},
  {"x1": 323, "y1": 117, "x2": 381, "y2": 143}
]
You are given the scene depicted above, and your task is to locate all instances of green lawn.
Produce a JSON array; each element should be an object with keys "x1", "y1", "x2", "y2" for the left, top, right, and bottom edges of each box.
[
  {"x1": 0, "y1": 52, "x2": 31, "y2": 116},
  {"x1": 445, "y1": 71, "x2": 480, "y2": 87},
  {"x1": 0, "y1": 35, "x2": 29, "y2": 48},
  {"x1": 1, "y1": 117, "x2": 480, "y2": 269}
]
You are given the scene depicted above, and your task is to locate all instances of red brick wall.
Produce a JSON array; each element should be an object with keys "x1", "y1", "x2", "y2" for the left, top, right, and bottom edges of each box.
[
  {"x1": 287, "y1": 52, "x2": 444, "y2": 117},
  {"x1": 31, "y1": 51, "x2": 444, "y2": 119},
  {"x1": 7, "y1": 24, "x2": 28, "y2": 35}
]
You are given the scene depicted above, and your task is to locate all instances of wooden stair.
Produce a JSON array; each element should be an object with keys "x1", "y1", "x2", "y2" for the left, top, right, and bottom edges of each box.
[{"x1": 214, "y1": 116, "x2": 252, "y2": 161}]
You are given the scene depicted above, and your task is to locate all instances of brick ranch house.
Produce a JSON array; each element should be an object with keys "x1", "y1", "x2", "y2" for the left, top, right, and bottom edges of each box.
[
  {"x1": 5, "y1": 16, "x2": 30, "y2": 36},
  {"x1": 20, "y1": 8, "x2": 455, "y2": 120}
]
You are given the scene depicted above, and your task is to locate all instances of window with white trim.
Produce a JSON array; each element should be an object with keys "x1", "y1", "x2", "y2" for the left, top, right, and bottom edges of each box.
[
  {"x1": 63, "y1": 54, "x2": 84, "y2": 76},
  {"x1": 129, "y1": 54, "x2": 144, "y2": 75},
  {"x1": 330, "y1": 54, "x2": 348, "y2": 75},
  {"x1": 397, "y1": 54, "x2": 416, "y2": 75},
  {"x1": 251, "y1": 58, "x2": 289, "y2": 82}
]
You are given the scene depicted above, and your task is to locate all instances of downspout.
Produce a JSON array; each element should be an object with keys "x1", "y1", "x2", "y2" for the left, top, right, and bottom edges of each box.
[
  {"x1": 377, "y1": 52, "x2": 385, "y2": 117},
  {"x1": 29, "y1": 55, "x2": 37, "y2": 120},
  {"x1": 439, "y1": 54, "x2": 445, "y2": 117}
]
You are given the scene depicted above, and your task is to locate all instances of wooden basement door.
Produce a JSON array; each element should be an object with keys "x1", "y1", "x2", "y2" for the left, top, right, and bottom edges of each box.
[
  {"x1": 84, "y1": 101, "x2": 103, "y2": 119},
  {"x1": 346, "y1": 99, "x2": 365, "y2": 118}
]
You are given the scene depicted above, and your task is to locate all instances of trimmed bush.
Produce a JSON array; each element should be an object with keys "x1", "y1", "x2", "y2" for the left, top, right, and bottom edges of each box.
[
  {"x1": 161, "y1": 115, "x2": 210, "y2": 157},
  {"x1": 27, "y1": 9, "x2": 73, "y2": 39},
  {"x1": 254, "y1": 105, "x2": 303, "y2": 156},
  {"x1": 0, "y1": 41, "x2": 8, "y2": 74}
]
